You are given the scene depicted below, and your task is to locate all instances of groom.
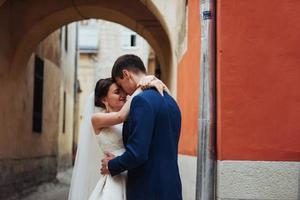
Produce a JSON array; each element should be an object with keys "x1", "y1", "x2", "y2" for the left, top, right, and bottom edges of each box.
[{"x1": 101, "y1": 54, "x2": 182, "y2": 200}]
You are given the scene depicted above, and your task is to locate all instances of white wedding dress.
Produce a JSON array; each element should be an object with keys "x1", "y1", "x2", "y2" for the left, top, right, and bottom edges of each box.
[
  {"x1": 68, "y1": 93, "x2": 127, "y2": 200},
  {"x1": 88, "y1": 123, "x2": 127, "y2": 200}
]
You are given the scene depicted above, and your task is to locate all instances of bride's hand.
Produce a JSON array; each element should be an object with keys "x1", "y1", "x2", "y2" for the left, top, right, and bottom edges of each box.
[
  {"x1": 137, "y1": 75, "x2": 155, "y2": 88},
  {"x1": 138, "y1": 75, "x2": 170, "y2": 96}
]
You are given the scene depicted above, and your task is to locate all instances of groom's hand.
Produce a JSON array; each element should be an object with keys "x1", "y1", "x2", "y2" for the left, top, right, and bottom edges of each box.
[{"x1": 100, "y1": 152, "x2": 115, "y2": 175}]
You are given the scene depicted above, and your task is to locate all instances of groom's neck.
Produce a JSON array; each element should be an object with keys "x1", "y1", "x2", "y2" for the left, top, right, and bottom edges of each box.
[{"x1": 132, "y1": 73, "x2": 146, "y2": 87}]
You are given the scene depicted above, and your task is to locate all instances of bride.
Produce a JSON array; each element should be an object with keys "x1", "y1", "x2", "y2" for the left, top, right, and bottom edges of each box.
[{"x1": 68, "y1": 76, "x2": 168, "y2": 200}]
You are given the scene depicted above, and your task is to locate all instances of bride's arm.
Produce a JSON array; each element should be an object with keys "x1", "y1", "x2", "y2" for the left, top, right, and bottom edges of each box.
[
  {"x1": 91, "y1": 76, "x2": 170, "y2": 132},
  {"x1": 91, "y1": 87, "x2": 142, "y2": 132}
]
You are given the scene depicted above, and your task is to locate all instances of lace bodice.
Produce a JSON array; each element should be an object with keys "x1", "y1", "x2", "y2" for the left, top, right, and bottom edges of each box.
[{"x1": 95, "y1": 123, "x2": 125, "y2": 156}]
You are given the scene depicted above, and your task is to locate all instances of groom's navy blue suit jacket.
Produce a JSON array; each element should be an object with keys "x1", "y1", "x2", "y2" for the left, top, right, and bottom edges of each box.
[{"x1": 108, "y1": 88, "x2": 182, "y2": 200}]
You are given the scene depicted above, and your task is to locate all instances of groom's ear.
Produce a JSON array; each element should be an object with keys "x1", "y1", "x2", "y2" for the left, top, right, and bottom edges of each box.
[{"x1": 122, "y1": 69, "x2": 131, "y2": 79}]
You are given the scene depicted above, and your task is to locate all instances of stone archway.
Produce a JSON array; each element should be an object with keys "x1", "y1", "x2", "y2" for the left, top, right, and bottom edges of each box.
[
  {"x1": 0, "y1": 1, "x2": 176, "y2": 198},
  {"x1": 7, "y1": 0, "x2": 172, "y2": 85},
  {"x1": 0, "y1": 0, "x2": 6, "y2": 7}
]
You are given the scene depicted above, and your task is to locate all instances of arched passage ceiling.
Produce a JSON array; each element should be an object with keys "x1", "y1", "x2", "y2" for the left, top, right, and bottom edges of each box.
[
  {"x1": 4, "y1": 0, "x2": 172, "y2": 85},
  {"x1": 0, "y1": 0, "x2": 6, "y2": 7}
]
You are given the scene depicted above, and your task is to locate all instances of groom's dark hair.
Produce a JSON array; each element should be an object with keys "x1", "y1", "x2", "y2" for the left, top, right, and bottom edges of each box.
[{"x1": 111, "y1": 54, "x2": 146, "y2": 81}]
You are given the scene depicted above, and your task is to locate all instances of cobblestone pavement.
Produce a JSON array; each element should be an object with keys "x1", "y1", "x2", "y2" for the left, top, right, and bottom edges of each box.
[{"x1": 21, "y1": 168, "x2": 73, "y2": 200}]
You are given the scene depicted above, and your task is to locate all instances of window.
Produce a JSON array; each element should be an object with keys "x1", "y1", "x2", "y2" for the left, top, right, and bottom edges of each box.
[
  {"x1": 64, "y1": 26, "x2": 68, "y2": 52},
  {"x1": 130, "y1": 34, "x2": 136, "y2": 47},
  {"x1": 62, "y1": 91, "x2": 66, "y2": 133},
  {"x1": 80, "y1": 20, "x2": 89, "y2": 26},
  {"x1": 122, "y1": 29, "x2": 138, "y2": 49},
  {"x1": 78, "y1": 20, "x2": 100, "y2": 52},
  {"x1": 32, "y1": 55, "x2": 44, "y2": 133}
]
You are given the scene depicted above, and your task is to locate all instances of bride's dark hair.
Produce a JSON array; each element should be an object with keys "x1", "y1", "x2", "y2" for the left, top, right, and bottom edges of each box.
[{"x1": 94, "y1": 78, "x2": 114, "y2": 108}]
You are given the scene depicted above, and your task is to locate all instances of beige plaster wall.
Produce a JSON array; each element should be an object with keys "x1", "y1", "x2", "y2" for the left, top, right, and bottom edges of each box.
[
  {"x1": 0, "y1": 29, "x2": 62, "y2": 159},
  {"x1": 0, "y1": 28, "x2": 64, "y2": 198},
  {"x1": 0, "y1": 16, "x2": 77, "y2": 197},
  {"x1": 57, "y1": 23, "x2": 77, "y2": 170}
]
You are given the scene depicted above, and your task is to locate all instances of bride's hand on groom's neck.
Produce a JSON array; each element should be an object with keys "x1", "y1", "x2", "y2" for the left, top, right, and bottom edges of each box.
[{"x1": 138, "y1": 75, "x2": 170, "y2": 96}]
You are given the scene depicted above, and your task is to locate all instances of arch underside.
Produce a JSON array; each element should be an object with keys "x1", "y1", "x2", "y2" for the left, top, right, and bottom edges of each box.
[{"x1": 7, "y1": 0, "x2": 172, "y2": 85}]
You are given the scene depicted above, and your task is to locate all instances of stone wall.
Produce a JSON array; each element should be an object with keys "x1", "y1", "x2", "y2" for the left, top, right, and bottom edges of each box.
[{"x1": 0, "y1": 156, "x2": 56, "y2": 199}]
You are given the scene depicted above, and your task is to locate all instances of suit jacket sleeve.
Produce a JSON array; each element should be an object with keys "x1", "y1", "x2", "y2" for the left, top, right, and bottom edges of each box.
[{"x1": 108, "y1": 95, "x2": 155, "y2": 176}]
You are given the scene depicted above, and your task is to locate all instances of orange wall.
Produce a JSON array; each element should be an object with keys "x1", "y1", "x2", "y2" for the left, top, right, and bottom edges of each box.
[
  {"x1": 217, "y1": 0, "x2": 300, "y2": 161},
  {"x1": 177, "y1": 0, "x2": 200, "y2": 156}
]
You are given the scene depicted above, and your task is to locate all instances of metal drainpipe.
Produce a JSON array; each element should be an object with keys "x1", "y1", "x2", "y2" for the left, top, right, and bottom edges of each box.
[{"x1": 196, "y1": 0, "x2": 217, "y2": 200}]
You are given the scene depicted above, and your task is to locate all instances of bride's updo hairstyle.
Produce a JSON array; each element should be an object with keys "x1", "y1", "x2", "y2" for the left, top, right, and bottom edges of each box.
[{"x1": 94, "y1": 78, "x2": 114, "y2": 108}]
